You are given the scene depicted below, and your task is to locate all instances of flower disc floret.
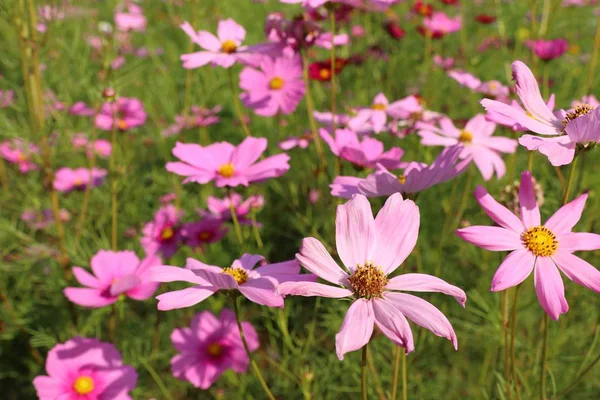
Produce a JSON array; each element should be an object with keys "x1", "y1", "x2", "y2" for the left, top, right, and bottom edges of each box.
[
  {"x1": 223, "y1": 267, "x2": 248, "y2": 285},
  {"x1": 73, "y1": 376, "x2": 95, "y2": 395},
  {"x1": 522, "y1": 226, "x2": 558, "y2": 257},
  {"x1": 347, "y1": 261, "x2": 388, "y2": 299}
]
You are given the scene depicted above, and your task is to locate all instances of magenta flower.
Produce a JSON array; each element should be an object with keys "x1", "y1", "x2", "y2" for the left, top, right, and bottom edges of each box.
[
  {"x1": 53, "y1": 167, "x2": 107, "y2": 193},
  {"x1": 421, "y1": 12, "x2": 462, "y2": 37},
  {"x1": 331, "y1": 146, "x2": 469, "y2": 198},
  {"x1": 141, "y1": 205, "x2": 183, "y2": 259},
  {"x1": 170, "y1": 309, "x2": 258, "y2": 389},
  {"x1": 279, "y1": 194, "x2": 466, "y2": 359},
  {"x1": 95, "y1": 97, "x2": 147, "y2": 131},
  {"x1": 180, "y1": 19, "x2": 279, "y2": 69},
  {"x1": 115, "y1": 3, "x2": 146, "y2": 32},
  {"x1": 433, "y1": 54, "x2": 455, "y2": 70},
  {"x1": 166, "y1": 137, "x2": 290, "y2": 187},
  {"x1": 348, "y1": 93, "x2": 420, "y2": 133},
  {"x1": 526, "y1": 39, "x2": 569, "y2": 61},
  {"x1": 88, "y1": 139, "x2": 112, "y2": 158},
  {"x1": 320, "y1": 127, "x2": 405, "y2": 169},
  {"x1": 417, "y1": 114, "x2": 518, "y2": 180},
  {"x1": 204, "y1": 192, "x2": 264, "y2": 224},
  {"x1": 64, "y1": 250, "x2": 161, "y2": 308},
  {"x1": 69, "y1": 101, "x2": 95, "y2": 116},
  {"x1": 0, "y1": 138, "x2": 38, "y2": 173},
  {"x1": 182, "y1": 218, "x2": 228, "y2": 249},
  {"x1": 457, "y1": 171, "x2": 600, "y2": 320},
  {"x1": 33, "y1": 337, "x2": 137, "y2": 400},
  {"x1": 240, "y1": 56, "x2": 305, "y2": 117},
  {"x1": 150, "y1": 255, "x2": 315, "y2": 310}
]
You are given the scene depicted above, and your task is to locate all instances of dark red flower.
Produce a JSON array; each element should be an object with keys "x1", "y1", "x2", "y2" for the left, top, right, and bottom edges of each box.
[
  {"x1": 384, "y1": 21, "x2": 406, "y2": 40},
  {"x1": 416, "y1": 25, "x2": 445, "y2": 39},
  {"x1": 308, "y1": 58, "x2": 348, "y2": 81},
  {"x1": 413, "y1": 1, "x2": 433, "y2": 17},
  {"x1": 440, "y1": 0, "x2": 459, "y2": 4},
  {"x1": 475, "y1": 14, "x2": 496, "y2": 24}
]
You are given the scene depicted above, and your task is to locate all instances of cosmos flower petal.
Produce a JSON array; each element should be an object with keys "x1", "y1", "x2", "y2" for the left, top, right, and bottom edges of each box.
[
  {"x1": 474, "y1": 186, "x2": 524, "y2": 232},
  {"x1": 534, "y1": 257, "x2": 569, "y2": 320},
  {"x1": 519, "y1": 171, "x2": 541, "y2": 227},
  {"x1": 63, "y1": 288, "x2": 116, "y2": 308},
  {"x1": 386, "y1": 273, "x2": 466, "y2": 306},
  {"x1": 156, "y1": 287, "x2": 217, "y2": 311},
  {"x1": 296, "y1": 237, "x2": 348, "y2": 284},
  {"x1": 335, "y1": 194, "x2": 376, "y2": 272},
  {"x1": 278, "y1": 281, "x2": 353, "y2": 298},
  {"x1": 544, "y1": 193, "x2": 588, "y2": 234},
  {"x1": 193, "y1": 269, "x2": 238, "y2": 290},
  {"x1": 149, "y1": 266, "x2": 211, "y2": 285},
  {"x1": 239, "y1": 278, "x2": 283, "y2": 308},
  {"x1": 490, "y1": 249, "x2": 536, "y2": 291},
  {"x1": 335, "y1": 299, "x2": 374, "y2": 360},
  {"x1": 372, "y1": 297, "x2": 415, "y2": 353},
  {"x1": 553, "y1": 251, "x2": 600, "y2": 294},
  {"x1": 558, "y1": 232, "x2": 600, "y2": 252},
  {"x1": 72, "y1": 267, "x2": 103, "y2": 289},
  {"x1": 456, "y1": 226, "x2": 522, "y2": 251}
]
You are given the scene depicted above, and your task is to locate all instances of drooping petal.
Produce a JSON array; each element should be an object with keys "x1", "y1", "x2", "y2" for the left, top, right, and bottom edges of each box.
[
  {"x1": 490, "y1": 249, "x2": 536, "y2": 291},
  {"x1": 519, "y1": 171, "x2": 540, "y2": 227},
  {"x1": 335, "y1": 194, "x2": 376, "y2": 272},
  {"x1": 372, "y1": 297, "x2": 415, "y2": 353},
  {"x1": 296, "y1": 237, "x2": 348, "y2": 284},
  {"x1": 456, "y1": 226, "x2": 523, "y2": 251},
  {"x1": 386, "y1": 273, "x2": 466, "y2": 306},
  {"x1": 553, "y1": 251, "x2": 600, "y2": 294},
  {"x1": 534, "y1": 257, "x2": 569, "y2": 320},
  {"x1": 474, "y1": 186, "x2": 524, "y2": 232},
  {"x1": 544, "y1": 193, "x2": 588, "y2": 234},
  {"x1": 278, "y1": 281, "x2": 353, "y2": 298},
  {"x1": 335, "y1": 299, "x2": 374, "y2": 360}
]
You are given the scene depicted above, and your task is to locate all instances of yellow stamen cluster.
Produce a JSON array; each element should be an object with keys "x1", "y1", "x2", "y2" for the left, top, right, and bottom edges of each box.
[
  {"x1": 269, "y1": 77, "x2": 285, "y2": 90},
  {"x1": 562, "y1": 104, "x2": 594, "y2": 126},
  {"x1": 217, "y1": 163, "x2": 235, "y2": 178},
  {"x1": 117, "y1": 119, "x2": 128, "y2": 130},
  {"x1": 161, "y1": 226, "x2": 175, "y2": 240},
  {"x1": 522, "y1": 226, "x2": 558, "y2": 257},
  {"x1": 207, "y1": 343, "x2": 223, "y2": 357},
  {"x1": 73, "y1": 376, "x2": 95, "y2": 395},
  {"x1": 319, "y1": 68, "x2": 331, "y2": 80},
  {"x1": 223, "y1": 267, "x2": 248, "y2": 285},
  {"x1": 220, "y1": 40, "x2": 238, "y2": 54},
  {"x1": 397, "y1": 175, "x2": 407, "y2": 184},
  {"x1": 459, "y1": 130, "x2": 473, "y2": 143},
  {"x1": 347, "y1": 261, "x2": 389, "y2": 299},
  {"x1": 371, "y1": 103, "x2": 387, "y2": 111}
]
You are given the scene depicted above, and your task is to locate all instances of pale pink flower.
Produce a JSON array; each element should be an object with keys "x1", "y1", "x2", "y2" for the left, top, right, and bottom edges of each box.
[
  {"x1": 88, "y1": 139, "x2": 112, "y2": 158},
  {"x1": 457, "y1": 171, "x2": 600, "y2": 320},
  {"x1": 0, "y1": 89, "x2": 15, "y2": 108},
  {"x1": 320, "y1": 127, "x2": 405, "y2": 169},
  {"x1": 21, "y1": 208, "x2": 70, "y2": 230},
  {"x1": 314, "y1": 32, "x2": 350, "y2": 49},
  {"x1": 203, "y1": 193, "x2": 264, "y2": 224},
  {"x1": 53, "y1": 167, "x2": 107, "y2": 193},
  {"x1": 64, "y1": 251, "x2": 161, "y2": 308},
  {"x1": 417, "y1": 114, "x2": 518, "y2": 180},
  {"x1": 422, "y1": 12, "x2": 462, "y2": 37},
  {"x1": 95, "y1": 97, "x2": 147, "y2": 131},
  {"x1": 141, "y1": 205, "x2": 184, "y2": 259},
  {"x1": 433, "y1": 55, "x2": 455, "y2": 70},
  {"x1": 166, "y1": 137, "x2": 290, "y2": 187},
  {"x1": 348, "y1": 93, "x2": 423, "y2": 134},
  {"x1": 448, "y1": 70, "x2": 509, "y2": 100},
  {"x1": 0, "y1": 139, "x2": 39, "y2": 173},
  {"x1": 69, "y1": 101, "x2": 95, "y2": 116},
  {"x1": 240, "y1": 56, "x2": 305, "y2": 117},
  {"x1": 33, "y1": 337, "x2": 137, "y2": 400},
  {"x1": 170, "y1": 309, "x2": 258, "y2": 389},
  {"x1": 279, "y1": 133, "x2": 312, "y2": 150},
  {"x1": 572, "y1": 95, "x2": 600, "y2": 109},
  {"x1": 115, "y1": 3, "x2": 147, "y2": 32},
  {"x1": 182, "y1": 218, "x2": 228, "y2": 249},
  {"x1": 150, "y1": 255, "x2": 315, "y2": 310},
  {"x1": 279, "y1": 194, "x2": 466, "y2": 359},
  {"x1": 162, "y1": 106, "x2": 221, "y2": 137}
]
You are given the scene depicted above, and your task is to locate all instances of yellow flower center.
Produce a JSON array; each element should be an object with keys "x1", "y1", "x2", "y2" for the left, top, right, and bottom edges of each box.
[
  {"x1": 562, "y1": 104, "x2": 595, "y2": 126},
  {"x1": 221, "y1": 40, "x2": 238, "y2": 54},
  {"x1": 347, "y1": 261, "x2": 389, "y2": 299},
  {"x1": 73, "y1": 376, "x2": 95, "y2": 395},
  {"x1": 397, "y1": 175, "x2": 407, "y2": 184},
  {"x1": 198, "y1": 231, "x2": 212, "y2": 241},
  {"x1": 74, "y1": 178, "x2": 84, "y2": 186},
  {"x1": 17, "y1": 153, "x2": 26, "y2": 162},
  {"x1": 319, "y1": 68, "x2": 331, "y2": 79},
  {"x1": 522, "y1": 226, "x2": 558, "y2": 257},
  {"x1": 117, "y1": 119, "x2": 128, "y2": 130},
  {"x1": 161, "y1": 226, "x2": 175, "y2": 240},
  {"x1": 269, "y1": 77, "x2": 285, "y2": 90},
  {"x1": 207, "y1": 342, "x2": 223, "y2": 357},
  {"x1": 217, "y1": 163, "x2": 235, "y2": 178},
  {"x1": 489, "y1": 82, "x2": 498, "y2": 90},
  {"x1": 371, "y1": 103, "x2": 387, "y2": 111},
  {"x1": 222, "y1": 267, "x2": 248, "y2": 285},
  {"x1": 459, "y1": 130, "x2": 473, "y2": 143}
]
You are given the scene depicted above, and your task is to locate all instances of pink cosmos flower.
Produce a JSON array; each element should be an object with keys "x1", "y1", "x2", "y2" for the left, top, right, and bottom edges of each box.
[
  {"x1": 21, "y1": 208, "x2": 70, "y2": 230},
  {"x1": 526, "y1": 39, "x2": 569, "y2": 61},
  {"x1": 162, "y1": 105, "x2": 221, "y2": 137},
  {"x1": 182, "y1": 218, "x2": 228, "y2": 249},
  {"x1": 457, "y1": 171, "x2": 600, "y2": 320},
  {"x1": 166, "y1": 137, "x2": 290, "y2": 187},
  {"x1": 141, "y1": 205, "x2": 183, "y2": 259},
  {"x1": 0, "y1": 139, "x2": 39, "y2": 173},
  {"x1": 33, "y1": 337, "x2": 137, "y2": 400},
  {"x1": 95, "y1": 97, "x2": 147, "y2": 131},
  {"x1": 64, "y1": 250, "x2": 161, "y2": 308},
  {"x1": 331, "y1": 146, "x2": 469, "y2": 198},
  {"x1": 240, "y1": 56, "x2": 305, "y2": 117},
  {"x1": 115, "y1": 3, "x2": 147, "y2": 32},
  {"x1": 69, "y1": 101, "x2": 95, "y2": 116},
  {"x1": 180, "y1": 19, "x2": 279, "y2": 69},
  {"x1": 348, "y1": 93, "x2": 422, "y2": 133},
  {"x1": 420, "y1": 12, "x2": 462, "y2": 38},
  {"x1": 448, "y1": 70, "x2": 509, "y2": 100},
  {"x1": 88, "y1": 139, "x2": 112, "y2": 158},
  {"x1": 319, "y1": 127, "x2": 405, "y2": 169},
  {"x1": 53, "y1": 167, "x2": 107, "y2": 193},
  {"x1": 279, "y1": 194, "x2": 466, "y2": 359},
  {"x1": 279, "y1": 133, "x2": 312, "y2": 150},
  {"x1": 433, "y1": 55, "x2": 455, "y2": 70},
  {"x1": 203, "y1": 193, "x2": 264, "y2": 224},
  {"x1": 150, "y1": 255, "x2": 315, "y2": 310},
  {"x1": 417, "y1": 114, "x2": 518, "y2": 180},
  {"x1": 572, "y1": 95, "x2": 600, "y2": 109},
  {"x1": 170, "y1": 309, "x2": 259, "y2": 389},
  {"x1": 0, "y1": 89, "x2": 15, "y2": 108}
]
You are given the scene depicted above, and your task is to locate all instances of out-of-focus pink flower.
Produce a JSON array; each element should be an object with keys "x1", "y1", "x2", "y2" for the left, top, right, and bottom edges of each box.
[
  {"x1": 265, "y1": 13, "x2": 322, "y2": 54},
  {"x1": 69, "y1": 101, "x2": 95, "y2": 116},
  {"x1": 180, "y1": 19, "x2": 280, "y2": 69},
  {"x1": 36, "y1": 5, "x2": 65, "y2": 33},
  {"x1": 89, "y1": 139, "x2": 112, "y2": 158},
  {"x1": 141, "y1": 205, "x2": 183, "y2": 259},
  {"x1": 457, "y1": 171, "x2": 600, "y2": 320},
  {"x1": 419, "y1": 12, "x2": 462, "y2": 38},
  {"x1": 448, "y1": 70, "x2": 509, "y2": 100},
  {"x1": 53, "y1": 168, "x2": 107, "y2": 193},
  {"x1": 170, "y1": 309, "x2": 258, "y2": 389},
  {"x1": 0, "y1": 89, "x2": 15, "y2": 108},
  {"x1": 160, "y1": 193, "x2": 178, "y2": 204},
  {"x1": 115, "y1": 3, "x2": 147, "y2": 32},
  {"x1": 279, "y1": 132, "x2": 312, "y2": 150},
  {"x1": 33, "y1": 337, "x2": 137, "y2": 400},
  {"x1": 314, "y1": 32, "x2": 350, "y2": 49},
  {"x1": 43, "y1": 90, "x2": 66, "y2": 115},
  {"x1": 240, "y1": 56, "x2": 305, "y2": 117},
  {"x1": 279, "y1": 194, "x2": 466, "y2": 359},
  {"x1": 111, "y1": 55, "x2": 126, "y2": 69},
  {"x1": 166, "y1": 137, "x2": 290, "y2": 187},
  {"x1": 417, "y1": 114, "x2": 517, "y2": 180},
  {"x1": 348, "y1": 93, "x2": 423, "y2": 134},
  {"x1": 150, "y1": 255, "x2": 316, "y2": 310},
  {"x1": 0, "y1": 139, "x2": 39, "y2": 173},
  {"x1": 433, "y1": 55, "x2": 455, "y2": 70},
  {"x1": 320, "y1": 128, "x2": 405, "y2": 169},
  {"x1": 526, "y1": 39, "x2": 569, "y2": 61},
  {"x1": 64, "y1": 251, "x2": 161, "y2": 308},
  {"x1": 95, "y1": 97, "x2": 146, "y2": 131},
  {"x1": 203, "y1": 193, "x2": 265, "y2": 224},
  {"x1": 309, "y1": 189, "x2": 320, "y2": 204},
  {"x1": 331, "y1": 146, "x2": 469, "y2": 198},
  {"x1": 351, "y1": 25, "x2": 366, "y2": 37},
  {"x1": 182, "y1": 218, "x2": 228, "y2": 249},
  {"x1": 21, "y1": 208, "x2": 70, "y2": 230},
  {"x1": 162, "y1": 106, "x2": 221, "y2": 137}
]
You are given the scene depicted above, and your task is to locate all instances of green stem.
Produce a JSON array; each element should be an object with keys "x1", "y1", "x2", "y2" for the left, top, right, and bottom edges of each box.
[
  {"x1": 250, "y1": 209, "x2": 263, "y2": 249},
  {"x1": 228, "y1": 68, "x2": 251, "y2": 137},
  {"x1": 511, "y1": 285, "x2": 521, "y2": 400},
  {"x1": 110, "y1": 114, "x2": 118, "y2": 251},
  {"x1": 503, "y1": 290, "x2": 511, "y2": 391},
  {"x1": 391, "y1": 345, "x2": 401, "y2": 399},
  {"x1": 540, "y1": 313, "x2": 549, "y2": 400},
  {"x1": 232, "y1": 298, "x2": 276, "y2": 400},
  {"x1": 402, "y1": 350, "x2": 407, "y2": 400},
  {"x1": 139, "y1": 358, "x2": 174, "y2": 400},
  {"x1": 362, "y1": 345, "x2": 368, "y2": 400},
  {"x1": 301, "y1": 52, "x2": 326, "y2": 173},
  {"x1": 528, "y1": 151, "x2": 534, "y2": 173},
  {"x1": 583, "y1": 13, "x2": 600, "y2": 95},
  {"x1": 228, "y1": 196, "x2": 244, "y2": 245},
  {"x1": 562, "y1": 156, "x2": 578, "y2": 205}
]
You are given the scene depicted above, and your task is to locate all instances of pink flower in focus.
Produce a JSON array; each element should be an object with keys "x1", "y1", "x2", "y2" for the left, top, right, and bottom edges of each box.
[
  {"x1": 141, "y1": 205, "x2": 183, "y2": 259},
  {"x1": 150, "y1": 255, "x2": 315, "y2": 310},
  {"x1": 240, "y1": 56, "x2": 305, "y2": 117},
  {"x1": 170, "y1": 309, "x2": 258, "y2": 389},
  {"x1": 457, "y1": 171, "x2": 600, "y2": 320},
  {"x1": 115, "y1": 3, "x2": 147, "y2": 32},
  {"x1": 64, "y1": 251, "x2": 161, "y2": 308},
  {"x1": 95, "y1": 97, "x2": 147, "y2": 131},
  {"x1": 348, "y1": 93, "x2": 422, "y2": 134},
  {"x1": 69, "y1": 101, "x2": 95, "y2": 116},
  {"x1": 166, "y1": 137, "x2": 290, "y2": 187},
  {"x1": 0, "y1": 139, "x2": 39, "y2": 173},
  {"x1": 526, "y1": 39, "x2": 569, "y2": 61},
  {"x1": 182, "y1": 218, "x2": 228, "y2": 249},
  {"x1": 279, "y1": 194, "x2": 466, "y2": 359},
  {"x1": 320, "y1": 128, "x2": 405, "y2": 169},
  {"x1": 33, "y1": 337, "x2": 137, "y2": 400},
  {"x1": 417, "y1": 114, "x2": 517, "y2": 180},
  {"x1": 53, "y1": 168, "x2": 107, "y2": 193}
]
